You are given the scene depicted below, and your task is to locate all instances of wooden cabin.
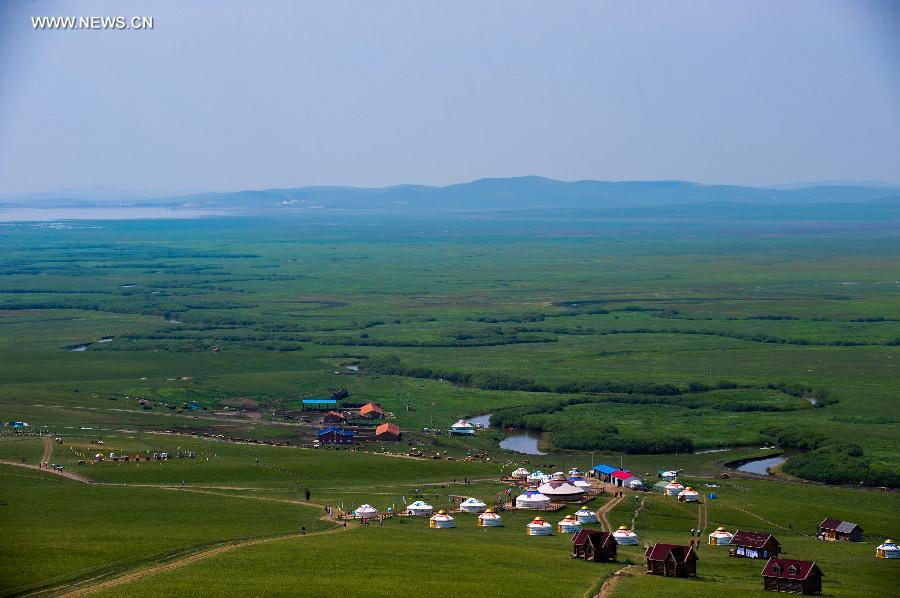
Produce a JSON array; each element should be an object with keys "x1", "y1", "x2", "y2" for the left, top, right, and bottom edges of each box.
[
  {"x1": 572, "y1": 530, "x2": 617, "y2": 562},
  {"x1": 317, "y1": 426, "x2": 355, "y2": 445},
  {"x1": 375, "y1": 422, "x2": 401, "y2": 441},
  {"x1": 762, "y1": 558, "x2": 823, "y2": 595},
  {"x1": 360, "y1": 402, "x2": 385, "y2": 419},
  {"x1": 644, "y1": 543, "x2": 698, "y2": 577},
  {"x1": 730, "y1": 531, "x2": 781, "y2": 559},
  {"x1": 323, "y1": 410, "x2": 345, "y2": 424},
  {"x1": 818, "y1": 518, "x2": 863, "y2": 542}
]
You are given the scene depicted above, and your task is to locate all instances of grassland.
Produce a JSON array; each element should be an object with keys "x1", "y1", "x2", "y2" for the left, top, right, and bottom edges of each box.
[{"x1": 0, "y1": 213, "x2": 898, "y2": 595}]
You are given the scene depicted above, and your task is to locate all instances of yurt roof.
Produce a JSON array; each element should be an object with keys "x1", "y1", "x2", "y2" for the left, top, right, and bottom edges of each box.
[
  {"x1": 461, "y1": 497, "x2": 486, "y2": 506},
  {"x1": 407, "y1": 500, "x2": 433, "y2": 508},
  {"x1": 576, "y1": 508, "x2": 596, "y2": 514},
  {"x1": 538, "y1": 481, "x2": 584, "y2": 495}
]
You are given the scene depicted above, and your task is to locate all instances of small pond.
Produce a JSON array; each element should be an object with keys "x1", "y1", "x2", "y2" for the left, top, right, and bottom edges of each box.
[
  {"x1": 465, "y1": 413, "x2": 547, "y2": 455},
  {"x1": 735, "y1": 455, "x2": 787, "y2": 475}
]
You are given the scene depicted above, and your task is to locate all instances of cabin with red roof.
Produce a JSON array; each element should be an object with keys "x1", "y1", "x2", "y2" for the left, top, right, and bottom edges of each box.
[
  {"x1": 762, "y1": 558, "x2": 823, "y2": 595},
  {"x1": 730, "y1": 531, "x2": 781, "y2": 559},
  {"x1": 375, "y1": 422, "x2": 401, "y2": 441},
  {"x1": 572, "y1": 530, "x2": 617, "y2": 562},
  {"x1": 360, "y1": 402, "x2": 385, "y2": 419},
  {"x1": 818, "y1": 518, "x2": 862, "y2": 542},
  {"x1": 644, "y1": 543, "x2": 698, "y2": 577},
  {"x1": 323, "y1": 410, "x2": 345, "y2": 424}
]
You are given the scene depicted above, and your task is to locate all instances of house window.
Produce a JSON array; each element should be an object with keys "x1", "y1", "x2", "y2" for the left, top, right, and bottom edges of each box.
[
  {"x1": 772, "y1": 564, "x2": 782, "y2": 574},
  {"x1": 788, "y1": 566, "x2": 797, "y2": 575}
]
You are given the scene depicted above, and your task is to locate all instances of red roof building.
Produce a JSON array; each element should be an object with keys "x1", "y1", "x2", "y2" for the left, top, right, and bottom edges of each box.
[
  {"x1": 762, "y1": 558, "x2": 823, "y2": 595},
  {"x1": 360, "y1": 402, "x2": 385, "y2": 419},
  {"x1": 375, "y1": 423, "x2": 401, "y2": 441},
  {"x1": 644, "y1": 543, "x2": 698, "y2": 577},
  {"x1": 731, "y1": 531, "x2": 781, "y2": 559},
  {"x1": 818, "y1": 518, "x2": 863, "y2": 542}
]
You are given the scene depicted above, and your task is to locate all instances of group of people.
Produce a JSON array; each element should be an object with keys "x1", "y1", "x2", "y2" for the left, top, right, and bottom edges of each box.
[{"x1": 38, "y1": 462, "x2": 63, "y2": 473}]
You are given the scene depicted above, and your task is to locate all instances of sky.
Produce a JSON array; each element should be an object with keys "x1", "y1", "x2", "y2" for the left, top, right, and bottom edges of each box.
[{"x1": 0, "y1": 0, "x2": 898, "y2": 197}]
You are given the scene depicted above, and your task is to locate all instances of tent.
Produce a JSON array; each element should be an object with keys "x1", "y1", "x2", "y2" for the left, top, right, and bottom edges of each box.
[
  {"x1": 557, "y1": 514, "x2": 582, "y2": 534},
  {"x1": 477, "y1": 508, "x2": 503, "y2": 527},
  {"x1": 538, "y1": 472, "x2": 585, "y2": 502},
  {"x1": 664, "y1": 481, "x2": 684, "y2": 496},
  {"x1": 568, "y1": 476, "x2": 594, "y2": 490},
  {"x1": 511, "y1": 467, "x2": 530, "y2": 479},
  {"x1": 876, "y1": 539, "x2": 900, "y2": 559},
  {"x1": 613, "y1": 525, "x2": 639, "y2": 545},
  {"x1": 568, "y1": 468, "x2": 586, "y2": 477},
  {"x1": 709, "y1": 526, "x2": 734, "y2": 546},
  {"x1": 406, "y1": 500, "x2": 434, "y2": 516},
  {"x1": 678, "y1": 487, "x2": 700, "y2": 502},
  {"x1": 429, "y1": 510, "x2": 455, "y2": 529},
  {"x1": 574, "y1": 507, "x2": 598, "y2": 524},
  {"x1": 658, "y1": 470, "x2": 678, "y2": 480},
  {"x1": 355, "y1": 504, "x2": 379, "y2": 519},
  {"x1": 626, "y1": 477, "x2": 644, "y2": 490},
  {"x1": 460, "y1": 497, "x2": 487, "y2": 513},
  {"x1": 653, "y1": 481, "x2": 669, "y2": 493},
  {"x1": 527, "y1": 516, "x2": 553, "y2": 536},
  {"x1": 527, "y1": 470, "x2": 548, "y2": 484},
  {"x1": 516, "y1": 490, "x2": 551, "y2": 510}
]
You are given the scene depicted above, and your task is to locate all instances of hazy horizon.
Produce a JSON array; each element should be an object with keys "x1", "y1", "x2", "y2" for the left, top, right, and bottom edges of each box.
[{"x1": 1, "y1": 0, "x2": 899, "y2": 196}]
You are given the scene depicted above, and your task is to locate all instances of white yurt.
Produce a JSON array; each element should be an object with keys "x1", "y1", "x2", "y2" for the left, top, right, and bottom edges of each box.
[
  {"x1": 876, "y1": 538, "x2": 900, "y2": 559},
  {"x1": 429, "y1": 510, "x2": 455, "y2": 529},
  {"x1": 708, "y1": 526, "x2": 734, "y2": 546},
  {"x1": 568, "y1": 476, "x2": 594, "y2": 490},
  {"x1": 557, "y1": 514, "x2": 582, "y2": 533},
  {"x1": 516, "y1": 490, "x2": 551, "y2": 510},
  {"x1": 568, "y1": 468, "x2": 585, "y2": 477},
  {"x1": 664, "y1": 481, "x2": 685, "y2": 496},
  {"x1": 527, "y1": 516, "x2": 553, "y2": 536},
  {"x1": 355, "y1": 504, "x2": 379, "y2": 519},
  {"x1": 660, "y1": 470, "x2": 678, "y2": 481},
  {"x1": 406, "y1": 500, "x2": 434, "y2": 516},
  {"x1": 626, "y1": 477, "x2": 644, "y2": 490},
  {"x1": 527, "y1": 470, "x2": 548, "y2": 484},
  {"x1": 460, "y1": 497, "x2": 487, "y2": 513},
  {"x1": 612, "y1": 525, "x2": 639, "y2": 545},
  {"x1": 574, "y1": 507, "x2": 598, "y2": 523},
  {"x1": 678, "y1": 487, "x2": 700, "y2": 502},
  {"x1": 537, "y1": 472, "x2": 585, "y2": 502},
  {"x1": 511, "y1": 467, "x2": 530, "y2": 480},
  {"x1": 477, "y1": 508, "x2": 503, "y2": 527}
]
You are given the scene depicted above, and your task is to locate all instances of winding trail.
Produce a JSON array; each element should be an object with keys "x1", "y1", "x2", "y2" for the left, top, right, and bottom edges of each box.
[
  {"x1": 41, "y1": 436, "x2": 53, "y2": 464},
  {"x1": 597, "y1": 565, "x2": 639, "y2": 598},
  {"x1": 56, "y1": 525, "x2": 347, "y2": 598},
  {"x1": 596, "y1": 494, "x2": 624, "y2": 533},
  {"x1": 0, "y1": 460, "x2": 94, "y2": 483}
]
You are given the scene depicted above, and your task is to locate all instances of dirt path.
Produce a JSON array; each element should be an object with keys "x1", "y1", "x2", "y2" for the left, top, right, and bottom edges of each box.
[
  {"x1": 698, "y1": 498, "x2": 708, "y2": 532},
  {"x1": 56, "y1": 525, "x2": 347, "y2": 598},
  {"x1": 596, "y1": 564, "x2": 639, "y2": 598},
  {"x1": 41, "y1": 437, "x2": 53, "y2": 464},
  {"x1": 596, "y1": 494, "x2": 624, "y2": 533},
  {"x1": 0, "y1": 459, "x2": 94, "y2": 483},
  {"x1": 725, "y1": 504, "x2": 807, "y2": 536}
]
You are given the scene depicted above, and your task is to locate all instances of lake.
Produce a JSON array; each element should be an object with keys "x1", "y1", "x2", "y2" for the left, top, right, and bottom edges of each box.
[{"x1": 466, "y1": 414, "x2": 547, "y2": 455}]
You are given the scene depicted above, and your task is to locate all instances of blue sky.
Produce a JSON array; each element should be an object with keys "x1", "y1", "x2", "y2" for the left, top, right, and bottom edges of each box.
[{"x1": 0, "y1": 0, "x2": 898, "y2": 196}]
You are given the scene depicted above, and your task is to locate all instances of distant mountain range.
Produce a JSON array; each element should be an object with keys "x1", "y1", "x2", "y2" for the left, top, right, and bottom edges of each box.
[{"x1": 3, "y1": 177, "x2": 900, "y2": 213}]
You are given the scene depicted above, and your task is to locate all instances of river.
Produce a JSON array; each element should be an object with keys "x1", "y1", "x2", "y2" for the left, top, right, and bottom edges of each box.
[{"x1": 734, "y1": 454, "x2": 787, "y2": 475}]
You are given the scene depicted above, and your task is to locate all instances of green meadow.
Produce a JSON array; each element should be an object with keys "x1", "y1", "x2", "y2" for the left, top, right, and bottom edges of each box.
[{"x1": 1, "y1": 213, "x2": 898, "y2": 595}]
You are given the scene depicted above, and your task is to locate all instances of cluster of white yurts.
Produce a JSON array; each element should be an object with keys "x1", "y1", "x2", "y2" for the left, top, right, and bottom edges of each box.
[
  {"x1": 403, "y1": 498, "x2": 503, "y2": 528},
  {"x1": 514, "y1": 470, "x2": 591, "y2": 505}
]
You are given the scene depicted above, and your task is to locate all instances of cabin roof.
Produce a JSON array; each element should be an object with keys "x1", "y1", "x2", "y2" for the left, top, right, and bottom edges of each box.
[
  {"x1": 317, "y1": 426, "x2": 354, "y2": 437},
  {"x1": 360, "y1": 402, "x2": 384, "y2": 416},
  {"x1": 762, "y1": 558, "x2": 821, "y2": 581},
  {"x1": 644, "y1": 543, "x2": 697, "y2": 563},
  {"x1": 572, "y1": 530, "x2": 613, "y2": 546},
  {"x1": 732, "y1": 530, "x2": 778, "y2": 549},
  {"x1": 610, "y1": 470, "x2": 633, "y2": 480},
  {"x1": 375, "y1": 423, "x2": 400, "y2": 436},
  {"x1": 592, "y1": 464, "x2": 617, "y2": 475}
]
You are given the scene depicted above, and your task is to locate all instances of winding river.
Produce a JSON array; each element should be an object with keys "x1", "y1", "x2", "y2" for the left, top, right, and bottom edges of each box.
[{"x1": 467, "y1": 414, "x2": 547, "y2": 455}]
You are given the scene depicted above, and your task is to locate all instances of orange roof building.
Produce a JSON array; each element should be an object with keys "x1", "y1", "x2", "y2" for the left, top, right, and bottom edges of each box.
[
  {"x1": 360, "y1": 402, "x2": 385, "y2": 419},
  {"x1": 375, "y1": 422, "x2": 401, "y2": 441}
]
